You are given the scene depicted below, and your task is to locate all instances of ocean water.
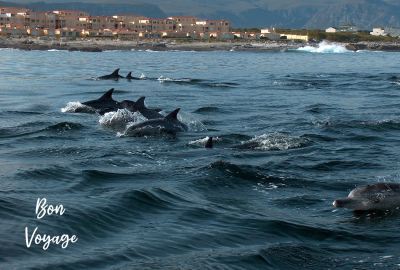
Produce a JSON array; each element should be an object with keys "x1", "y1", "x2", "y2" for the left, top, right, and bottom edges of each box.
[{"x1": 1, "y1": 44, "x2": 400, "y2": 269}]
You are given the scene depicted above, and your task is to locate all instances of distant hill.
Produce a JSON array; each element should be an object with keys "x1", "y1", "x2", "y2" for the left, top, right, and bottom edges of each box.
[{"x1": 3, "y1": 0, "x2": 400, "y2": 29}]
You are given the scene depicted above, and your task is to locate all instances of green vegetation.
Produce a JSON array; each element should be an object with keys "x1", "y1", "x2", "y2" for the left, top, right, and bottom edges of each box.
[
  {"x1": 231, "y1": 28, "x2": 261, "y2": 32},
  {"x1": 275, "y1": 29, "x2": 398, "y2": 42}
]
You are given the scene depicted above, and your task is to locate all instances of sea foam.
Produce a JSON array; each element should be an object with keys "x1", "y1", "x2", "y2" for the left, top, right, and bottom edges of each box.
[
  {"x1": 239, "y1": 133, "x2": 309, "y2": 151},
  {"x1": 297, "y1": 41, "x2": 350, "y2": 53},
  {"x1": 61, "y1": 102, "x2": 95, "y2": 113}
]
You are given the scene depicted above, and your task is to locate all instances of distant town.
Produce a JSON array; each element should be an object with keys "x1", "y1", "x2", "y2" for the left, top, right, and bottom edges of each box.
[{"x1": 0, "y1": 6, "x2": 399, "y2": 44}]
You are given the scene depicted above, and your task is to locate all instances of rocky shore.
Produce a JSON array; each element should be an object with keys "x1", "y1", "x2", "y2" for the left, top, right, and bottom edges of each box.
[
  {"x1": 0, "y1": 37, "x2": 301, "y2": 52},
  {"x1": 1, "y1": 37, "x2": 400, "y2": 52},
  {"x1": 345, "y1": 42, "x2": 400, "y2": 52}
]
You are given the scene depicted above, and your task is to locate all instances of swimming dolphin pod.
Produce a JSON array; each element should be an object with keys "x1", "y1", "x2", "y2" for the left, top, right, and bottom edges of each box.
[
  {"x1": 77, "y1": 88, "x2": 187, "y2": 136},
  {"x1": 80, "y1": 89, "x2": 162, "y2": 117},
  {"x1": 97, "y1": 68, "x2": 144, "y2": 81},
  {"x1": 333, "y1": 183, "x2": 400, "y2": 211}
]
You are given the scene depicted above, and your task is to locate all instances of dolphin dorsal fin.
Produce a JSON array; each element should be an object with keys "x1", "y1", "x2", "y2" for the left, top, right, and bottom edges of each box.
[
  {"x1": 99, "y1": 88, "x2": 114, "y2": 100},
  {"x1": 111, "y1": 68, "x2": 120, "y2": 76},
  {"x1": 136, "y1": 96, "x2": 146, "y2": 109},
  {"x1": 165, "y1": 108, "x2": 180, "y2": 120},
  {"x1": 126, "y1": 72, "x2": 132, "y2": 78},
  {"x1": 205, "y1": 136, "x2": 213, "y2": 148}
]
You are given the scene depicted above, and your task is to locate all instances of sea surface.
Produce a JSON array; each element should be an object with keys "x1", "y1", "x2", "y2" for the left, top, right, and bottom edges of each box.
[{"x1": 1, "y1": 43, "x2": 400, "y2": 269}]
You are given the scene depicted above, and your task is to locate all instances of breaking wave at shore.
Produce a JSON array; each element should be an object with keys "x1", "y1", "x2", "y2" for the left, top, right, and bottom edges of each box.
[{"x1": 296, "y1": 41, "x2": 350, "y2": 53}]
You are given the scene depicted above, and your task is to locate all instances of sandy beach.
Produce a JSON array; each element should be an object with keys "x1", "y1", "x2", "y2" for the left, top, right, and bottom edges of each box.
[{"x1": 1, "y1": 37, "x2": 400, "y2": 52}]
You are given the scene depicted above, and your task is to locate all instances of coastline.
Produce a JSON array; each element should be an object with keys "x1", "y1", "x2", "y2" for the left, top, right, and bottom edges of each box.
[
  {"x1": 0, "y1": 37, "x2": 302, "y2": 52},
  {"x1": 1, "y1": 37, "x2": 400, "y2": 52}
]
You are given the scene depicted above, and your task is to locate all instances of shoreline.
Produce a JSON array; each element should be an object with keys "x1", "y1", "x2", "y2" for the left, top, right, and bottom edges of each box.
[{"x1": 1, "y1": 37, "x2": 400, "y2": 52}]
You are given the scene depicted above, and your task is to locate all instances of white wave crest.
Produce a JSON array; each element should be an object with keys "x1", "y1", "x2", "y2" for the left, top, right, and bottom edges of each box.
[
  {"x1": 61, "y1": 101, "x2": 95, "y2": 113},
  {"x1": 99, "y1": 109, "x2": 146, "y2": 130},
  {"x1": 157, "y1": 75, "x2": 172, "y2": 82},
  {"x1": 297, "y1": 41, "x2": 350, "y2": 54},
  {"x1": 157, "y1": 76, "x2": 191, "y2": 83},
  {"x1": 240, "y1": 133, "x2": 309, "y2": 151}
]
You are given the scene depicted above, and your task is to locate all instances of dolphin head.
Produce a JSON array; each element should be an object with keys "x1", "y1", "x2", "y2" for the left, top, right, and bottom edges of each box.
[
  {"x1": 332, "y1": 197, "x2": 369, "y2": 210},
  {"x1": 333, "y1": 183, "x2": 400, "y2": 211}
]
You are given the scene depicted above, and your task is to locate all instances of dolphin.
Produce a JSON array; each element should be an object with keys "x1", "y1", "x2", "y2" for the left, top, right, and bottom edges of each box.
[
  {"x1": 119, "y1": 97, "x2": 163, "y2": 119},
  {"x1": 126, "y1": 72, "x2": 140, "y2": 80},
  {"x1": 205, "y1": 136, "x2": 213, "y2": 148},
  {"x1": 333, "y1": 183, "x2": 400, "y2": 211},
  {"x1": 98, "y1": 68, "x2": 124, "y2": 80},
  {"x1": 82, "y1": 88, "x2": 121, "y2": 112},
  {"x1": 124, "y1": 108, "x2": 187, "y2": 136},
  {"x1": 134, "y1": 97, "x2": 164, "y2": 119}
]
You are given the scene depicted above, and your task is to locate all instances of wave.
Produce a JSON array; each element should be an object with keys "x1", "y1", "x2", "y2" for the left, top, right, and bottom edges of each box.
[
  {"x1": 56, "y1": 188, "x2": 190, "y2": 236},
  {"x1": 0, "y1": 121, "x2": 82, "y2": 139},
  {"x1": 178, "y1": 112, "x2": 207, "y2": 132},
  {"x1": 0, "y1": 110, "x2": 44, "y2": 116},
  {"x1": 205, "y1": 160, "x2": 312, "y2": 188},
  {"x1": 61, "y1": 101, "x2": 96, "y2": 113},
  {"x1": 237, "y1": 133, "x2": 310, "y2": 151},
  {"x1": 193, "y1": 106, "x2": 220, "y2": 114},
  {"x1": 273, "y1": 195, "x2": 324, "y2": 207},
  {"x1": 157, "y1": 76, "x2": 239, "y2": 88},
  {"x1": 304, "y1": 103, "x2": 334, "y2": 114},
  {"x1": 297, "y1": 41, "x2": 350, "y2": 54},
  {"x1": 273, "y1": 78, "x2": 332, "y2": 89},
  {"x1": 314, "y1": 118, "x2": 400, "y2": 131},
  {"x1": 44, "y1": 122, "x2": 84, "y2": 133},
  {"x1": 15, "y1": 165, "x2": 77, "y2": 181},
  {"x1": 304, "y1": 160, "x2": 382, "y2": 171}
]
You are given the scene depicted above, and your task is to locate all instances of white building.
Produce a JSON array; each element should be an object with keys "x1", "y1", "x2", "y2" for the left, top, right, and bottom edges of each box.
[
  {"x1": 325, "y1": 27, "x2": 337, "y2": 33},
  {"x1": 370, "y1": 27, "x2": 387, "y2": 36},
  {"x1": 261, "y1": 28, "x2": 275, "y2": 34}
]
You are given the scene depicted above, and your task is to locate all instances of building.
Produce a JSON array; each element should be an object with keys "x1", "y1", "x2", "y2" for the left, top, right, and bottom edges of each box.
[
  {"x1": 260, "y1": 29, "x2": 280, "y2": 40},
  {"x1": 261, "y1": 28, "x2": 308, "y2": 42},
  {"x1": 280, "y1": 33, "x2": 309, "y2": 42},
  {"x1": 0, "y1": 7, "x2": 29, "y2": 31},
  {"x1": 325, "y1": 27, "x2": 337, "y2": 33},
  {"x1": 370, "y1": 27, "x2": 387, "y2": 36},
  {"x1": 0, "y1": 5, "x2": 232, "y2": 40}
]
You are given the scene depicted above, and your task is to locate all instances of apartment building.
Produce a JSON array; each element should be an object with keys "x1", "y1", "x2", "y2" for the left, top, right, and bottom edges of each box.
[{"x1": 0, "y1": 6, "x2": 231, "y2": 40}]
